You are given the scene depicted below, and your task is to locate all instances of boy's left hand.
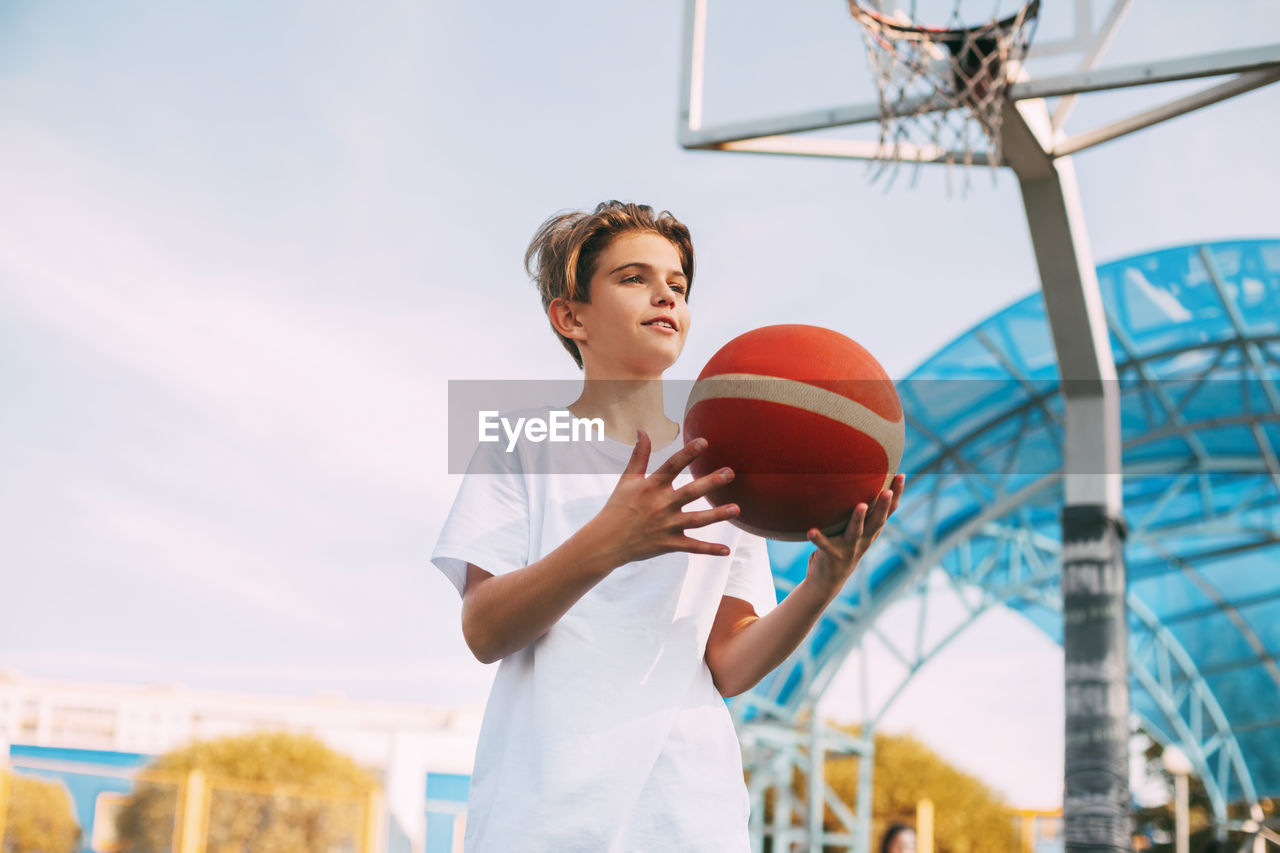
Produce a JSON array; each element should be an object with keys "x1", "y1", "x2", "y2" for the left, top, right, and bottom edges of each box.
[{"x1": 805, "y1": 473, "x2": 906, "y2": 596}]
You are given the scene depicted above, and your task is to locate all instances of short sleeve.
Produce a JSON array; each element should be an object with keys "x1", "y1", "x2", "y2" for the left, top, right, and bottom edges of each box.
[
  {"x1": 431, "y1": 439, "x2": 531, "y2": 597},
  {"x1": 722, "y1": 528, "x2": 778, "y2": 617}
]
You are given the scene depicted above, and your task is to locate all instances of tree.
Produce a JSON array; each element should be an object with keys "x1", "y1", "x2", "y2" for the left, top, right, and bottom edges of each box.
[
  {"x1": 1, "y1": 771, "x2": 81, "y2": 853},
  {"x1": 850, "y1": 729, "x2": 1021, "y2": 853},
  {"x1": 115, "y1": 730, "x2": 379, "y2": 853},
  {"x1": 764, "y1": 724, "x2": 1021, "y2": 853}
]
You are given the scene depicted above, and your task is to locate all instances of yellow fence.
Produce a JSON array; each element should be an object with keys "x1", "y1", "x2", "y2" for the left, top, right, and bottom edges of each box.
[
  {"x1": 174, "y1": 771, "x2": 382, "y2": 853},
  {"x1": 2, "y1": 765, "x2": 384, "y2": 853},
  {"x1": 1009, "y1": 807, "x2": 1063, "y2": 853}
]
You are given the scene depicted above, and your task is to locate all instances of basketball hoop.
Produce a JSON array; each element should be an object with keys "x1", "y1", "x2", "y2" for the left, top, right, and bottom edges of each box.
[{"x1": 848, "y1": 0, "x2": 1041, "y2": 187}]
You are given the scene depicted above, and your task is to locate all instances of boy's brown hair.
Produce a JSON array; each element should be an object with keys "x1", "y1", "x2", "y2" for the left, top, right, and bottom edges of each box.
[{"x1": 525, "y1": 200, "x2": 695, "y2": 369}]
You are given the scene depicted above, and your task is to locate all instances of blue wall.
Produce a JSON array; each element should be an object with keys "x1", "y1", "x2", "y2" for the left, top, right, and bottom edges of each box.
[
  {"x1": 425, "y1": 771, "x2": 470, "y2": 853},
  {"x1": 9, "y1": 745, "x2": 155, "y2": 852}
]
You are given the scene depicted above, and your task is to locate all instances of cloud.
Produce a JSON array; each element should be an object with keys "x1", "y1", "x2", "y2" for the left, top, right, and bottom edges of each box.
[
  {"x1": 0, "y1": 120, "x2": 448, "y2": 502},
  {"x1": 65, "y1": 482, "x2": 344, "y2": 630}
]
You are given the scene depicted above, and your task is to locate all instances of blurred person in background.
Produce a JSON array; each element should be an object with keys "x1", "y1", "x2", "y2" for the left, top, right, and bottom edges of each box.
[{"x1": 880, "y1": 823, "x2": 916, "y2": 853}]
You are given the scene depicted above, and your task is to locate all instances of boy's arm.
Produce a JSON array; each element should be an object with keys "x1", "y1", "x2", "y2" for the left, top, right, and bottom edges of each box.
[
  {"x1": 460, "y1": 431, "x2": 739, "y2": 664},
  {"x1": 704, "y1": 474, "x2": 905, "y2": 697},
  {"x1": 459, "y1": 516, "x2": 623, "y2": 664}
]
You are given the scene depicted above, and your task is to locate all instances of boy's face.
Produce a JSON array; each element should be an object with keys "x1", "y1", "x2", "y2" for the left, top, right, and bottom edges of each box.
[{"x1": 571, "y1": 231, "x2": 691, "y2": 378}]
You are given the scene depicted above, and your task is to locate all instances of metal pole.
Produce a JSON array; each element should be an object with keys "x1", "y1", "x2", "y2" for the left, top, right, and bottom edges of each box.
[
  {"x1": 856, "y1": 732, "x2": 875, "y2": 853},
  {"x1": 1000, "y1": 98, "x2": 1131, "y2": 853},
  {"x1": 0, "y1": 746, "x2": 9, "y2": 851},
  {"x1": 775, "y1": 749, "x2": 795, "y2": 851},
  {"x1": 917, "y1": 798, "x2": 935, "y2": 853},
  {"x1": 1174, "y1": 773, "x2": 1189, "y2": 853},
  {"x1": 810, "y1": 712, "x2": 824, "y2": 853},
  {"x1": 1161, "y1": 747, "x2": 1193, "y2": 853},
  {"x1": 748, "y1": 742, "x2": 766, "y2": 853},
  {"x1": 178, "y1": 769, "x2": 208, "y2": 853},
  {"x1": 363, "y1": 790, "x2": 386, "y2": 853}
]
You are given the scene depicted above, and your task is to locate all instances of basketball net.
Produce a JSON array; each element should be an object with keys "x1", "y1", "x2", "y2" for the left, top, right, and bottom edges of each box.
[{"x1": 848, "y1": 0, "x2": 1041, "y2": 189}]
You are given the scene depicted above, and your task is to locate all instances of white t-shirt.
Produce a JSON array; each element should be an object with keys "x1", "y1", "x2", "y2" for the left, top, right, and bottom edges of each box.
[{"x1": 432, "y1": 406, "x2": 777, "y2": 853}]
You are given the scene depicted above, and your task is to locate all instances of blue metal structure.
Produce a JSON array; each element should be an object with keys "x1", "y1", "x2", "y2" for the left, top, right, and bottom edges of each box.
[{"x1": 738, "y1": 238, "x2": 1280, "y2": 833}]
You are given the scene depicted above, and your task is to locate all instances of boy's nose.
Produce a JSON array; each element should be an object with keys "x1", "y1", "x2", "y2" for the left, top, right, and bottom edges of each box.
[{"x1": 653, "y1": 283, "x2": 677, "y2": 304}]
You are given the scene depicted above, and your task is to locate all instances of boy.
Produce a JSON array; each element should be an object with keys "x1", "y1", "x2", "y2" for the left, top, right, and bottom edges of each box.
[{"x1": 432, "y1": 201, "x2": 903, "y2": 851}]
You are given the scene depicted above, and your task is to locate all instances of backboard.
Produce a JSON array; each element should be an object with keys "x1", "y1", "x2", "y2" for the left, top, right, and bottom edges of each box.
[{"x1": 679, "y1": 0, "x2": 1280, "y2": 168}]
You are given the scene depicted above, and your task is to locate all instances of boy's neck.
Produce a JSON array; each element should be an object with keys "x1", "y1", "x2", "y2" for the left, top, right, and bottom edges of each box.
[{"x1": 568, "y1": 377, "x2": 679, "y2": 449}]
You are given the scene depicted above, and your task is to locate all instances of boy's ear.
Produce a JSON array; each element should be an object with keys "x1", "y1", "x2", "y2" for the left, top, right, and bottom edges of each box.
[{"x1": 548, "y1": 297, "x2": 587, "y2": 341}]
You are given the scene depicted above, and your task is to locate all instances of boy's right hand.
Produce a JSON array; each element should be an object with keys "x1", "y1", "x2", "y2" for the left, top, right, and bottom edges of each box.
[{"x1": 595, "y1": 429, "x2": 740, "y2": 566}]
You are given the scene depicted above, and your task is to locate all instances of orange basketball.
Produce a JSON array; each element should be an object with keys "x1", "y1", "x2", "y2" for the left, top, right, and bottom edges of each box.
[{"x1": 683, "y1": 324, "x2": 904, "y2": 541}]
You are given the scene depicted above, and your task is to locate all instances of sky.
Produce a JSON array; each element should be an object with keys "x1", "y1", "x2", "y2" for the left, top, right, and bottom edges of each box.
[{"x1": 2, "y1": 0, "x2": 1278, "y2": 810}]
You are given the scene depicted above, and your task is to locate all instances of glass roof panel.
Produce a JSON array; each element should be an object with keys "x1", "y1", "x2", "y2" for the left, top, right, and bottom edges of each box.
[{"x1": 754, "y1": 240, "x2": 1280, "y2": 802}]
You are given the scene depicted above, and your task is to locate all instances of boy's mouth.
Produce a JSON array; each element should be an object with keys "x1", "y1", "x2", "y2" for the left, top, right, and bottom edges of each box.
[{"x1": 643, "y1": 316, "x2": 679, "y2": 332}]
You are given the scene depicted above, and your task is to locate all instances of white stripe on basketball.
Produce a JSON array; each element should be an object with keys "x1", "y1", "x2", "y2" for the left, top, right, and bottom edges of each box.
[
  {"x1": 684, "y1": 373, "x2": 905, "y2": 472},
  {"x1": 730, "y1": 514, "x2": 848, "y2": 543}
]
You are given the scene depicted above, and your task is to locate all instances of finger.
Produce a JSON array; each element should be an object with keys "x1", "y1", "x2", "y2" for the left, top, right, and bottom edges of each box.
[
  {"x1": 808, "y1": 527, "x2": 845, "y2": 560},
  {"x1": 888, "y1": 474, "x2": 906, "y2": 516},
  {"x1": 840, "y1": 503, "x2": 869, "y2": 545},
  {"x1": 672, "y1": 466, "x2": 734, "y2": 506},
  {"x1": 678, "y1": 503, "x2": 740, "y2": 530},
  {"x1": 621, "y1": 429, "x2": 652, "y2": 479},
  {"x1": 649, "y1": 437, "x2": 707, "y2": 487},
  {"x1": 673, "y1": 535, "x2": 732, "y2": 557},
  {"x1": 861, "y1": 492, "x2": 892, "y2": 539}
]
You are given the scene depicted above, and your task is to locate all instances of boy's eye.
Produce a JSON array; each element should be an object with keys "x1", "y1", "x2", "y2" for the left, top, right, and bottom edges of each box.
[
  {"x1": 623, "y1": 274, "x2": 642, "y2": 283},
  {"x1": 671, "y1": 284, "x2": 688, "y2": 295}
]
